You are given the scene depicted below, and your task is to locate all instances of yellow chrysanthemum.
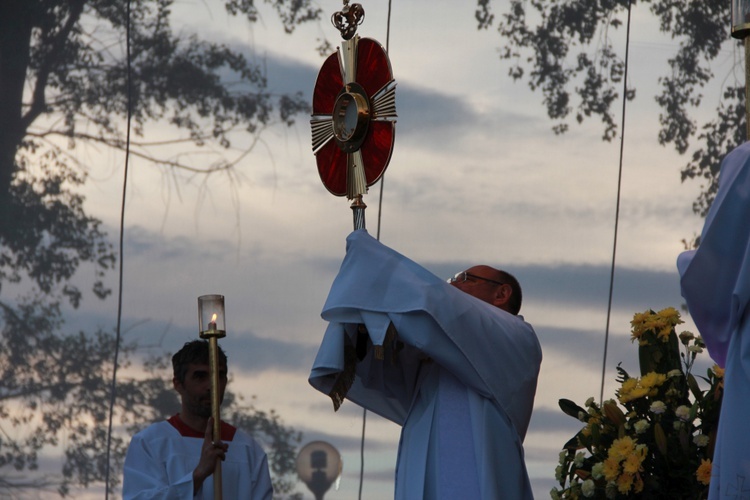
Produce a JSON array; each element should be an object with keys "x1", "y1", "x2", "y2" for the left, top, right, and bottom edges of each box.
[
  {"x1": 657, "y1": 326, "x2": 672, "y2": 342},
  {"x1": 608, "y1": 436, "x2": 636, "y2": 462},
  {"x1": 657, "y1": 306, "x2": 682, "y2": 322},
  {"x1": 620, "y1": 378, "x2": 638, "y2": 392},
  {"x1": 640, "y1": 372, "x2": 667, "y2": 389},
  {"x1": 603, "y1": 457, "x2": 620, "y2": 482},
  {"x1": 619, "y1": 386, "x2": 650, "y2": 403},
  {"x1": 622, "y1": 452, "x2": 644, "y2": 474},
  {"x1": 633, "y1": 474, "x2": 644, "y2": 494},
  {"x1": 696, "y1": 459, "x2": 712, "y2": 486},
  {"x1": 631, "y1": 311, "x2": 649, "y2": 326},
  {"x1": 616, "y1": 472, "x2": 634, "y2": 494},
  {"x1": 630, "y1": 308, "x2": 683, "y2": 342},
  {"x1": 617, "y1": 378, "x2": 637, "y2": 401}
]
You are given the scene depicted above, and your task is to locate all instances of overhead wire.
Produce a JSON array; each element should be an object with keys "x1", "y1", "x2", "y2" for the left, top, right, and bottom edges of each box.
[
  {"x1": 104, "y1": 0, "x2": 132, "y2": 496},
  {"x1": 600, "y1": 0, "x2": 633, "y2": 404},
  {"x1": 361, "y1": 1, "x2": 394, "y2": 498}
]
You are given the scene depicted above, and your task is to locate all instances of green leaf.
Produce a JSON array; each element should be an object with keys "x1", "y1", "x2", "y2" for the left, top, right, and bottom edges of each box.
[
  {"x1": 559, "y1": 398, "x2": 587, "y2": 421},
  {"x1": 591, "y1": 420, "x2": 601, "y2": 448},
  {"x1": 688, "y1": 374, "x2": 703, "y2": 401},
  {"x1": 654, "y1": 422, "x2": 668, "y2": 455},
  {"x1": 563, "y1": 432, "x2": 583, "y2": 452}
]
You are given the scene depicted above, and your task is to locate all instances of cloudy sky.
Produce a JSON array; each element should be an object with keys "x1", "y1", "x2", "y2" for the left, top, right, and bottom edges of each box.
[{"x1": 53, "y1": 0, "x2": 742, "y2": 498}]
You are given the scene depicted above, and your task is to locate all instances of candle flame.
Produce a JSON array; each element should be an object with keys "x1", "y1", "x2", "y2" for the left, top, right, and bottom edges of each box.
[{"x1": 211, "y1": 313, "x2": 217, "y2": 322}]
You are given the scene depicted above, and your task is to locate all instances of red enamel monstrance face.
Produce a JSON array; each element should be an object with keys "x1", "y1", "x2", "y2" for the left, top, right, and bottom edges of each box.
[{"x1": 311, "y1": 37, "x2": 396, "y2": 197}]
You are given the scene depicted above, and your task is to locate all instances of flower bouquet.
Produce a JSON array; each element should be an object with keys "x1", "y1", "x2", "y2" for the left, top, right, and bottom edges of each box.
[{"x1": 552, "y1": 308, "x2": 724, "y2": 499}]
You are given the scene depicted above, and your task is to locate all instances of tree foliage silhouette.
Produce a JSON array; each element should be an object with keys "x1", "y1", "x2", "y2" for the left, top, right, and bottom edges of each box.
[
  {"x1": 477, "y1": 0, "x2": 741, "y2": 216},
  {"x1": 0, "y1": 0, "x2": 318, "y2": 495}
]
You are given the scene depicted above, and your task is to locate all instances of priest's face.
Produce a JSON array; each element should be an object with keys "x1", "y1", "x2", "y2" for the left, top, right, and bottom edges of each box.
[
  {"x1": 174, "y1": 362, "x2": 227, "y2": 419},
  {"x1": 450, "y1": 265, "x2": 512, "y2": 313}
]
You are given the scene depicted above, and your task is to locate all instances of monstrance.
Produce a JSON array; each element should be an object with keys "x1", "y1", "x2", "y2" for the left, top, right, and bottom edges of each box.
[{"x1": 310, "y1": 1, "x2": 397, "y2": 230}]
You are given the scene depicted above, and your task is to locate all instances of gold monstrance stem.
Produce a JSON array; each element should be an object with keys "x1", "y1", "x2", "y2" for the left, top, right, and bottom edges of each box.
[{"x1": 351, "y1": 195, "x2": 366, "y2": 230}]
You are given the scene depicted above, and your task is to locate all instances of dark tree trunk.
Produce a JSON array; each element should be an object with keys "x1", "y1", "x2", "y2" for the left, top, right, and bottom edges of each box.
[{"x1": 0, "y1": 1, "x2": 34, "y2": 225}]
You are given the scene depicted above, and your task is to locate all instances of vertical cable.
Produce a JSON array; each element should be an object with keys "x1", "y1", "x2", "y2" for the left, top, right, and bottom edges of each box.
[
  {"x1": 375, "y1": 0, "x2": 393, "y2": 242},
  {"x1": 104, "y1": 0, "x2": 132, "y2": 496},
  {"x1": 357, "y1": 408, "x2": 367, "y2": 500},
  {"x1": 600, "y1": 0, "x2": 633, "y2": 403},
  {"x1": 363, "y1": 1, "x2": 394, "y2": 497}
]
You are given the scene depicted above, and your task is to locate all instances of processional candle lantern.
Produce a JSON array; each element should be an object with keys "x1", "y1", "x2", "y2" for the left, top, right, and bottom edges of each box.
[
  {"x1": 732, "y1": 0, "x2": 750, "y2": 140},
  {"x1": 198, "y1": 294, "x2": 226, "y2": 500},
  {"x1": 310, "y1": 0, "x2": 397, "y2": 230}
]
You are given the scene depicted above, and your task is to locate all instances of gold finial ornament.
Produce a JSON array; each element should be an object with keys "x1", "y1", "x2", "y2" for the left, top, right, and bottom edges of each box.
[{"x1": 331, "y1": 2, "x2": 365, "y2": 40}]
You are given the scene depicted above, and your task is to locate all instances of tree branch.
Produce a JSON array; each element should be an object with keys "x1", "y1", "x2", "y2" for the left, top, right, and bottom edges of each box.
[{"x1": 21, "y1": 0, "x2": 87, "y2": 131}]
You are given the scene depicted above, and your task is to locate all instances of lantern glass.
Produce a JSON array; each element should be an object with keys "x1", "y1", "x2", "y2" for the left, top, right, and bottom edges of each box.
[
  {"x1": 198, "y1": 294, "x2": 225, "y2": 334},
  {"x1": 732, "y1": 0, "x2": 750, "y2": 39}
]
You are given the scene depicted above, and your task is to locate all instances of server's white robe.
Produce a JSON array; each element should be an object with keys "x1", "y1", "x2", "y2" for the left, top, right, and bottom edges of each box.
[
  {"x1": 123, "y1": 415, "x2": 273, "y2": 500},
  {"x1": 678, "y1": 141, "x2": 750, "y2": 499},
  {"x1": 309, "y1": 230, "x2": 542, "y2": 499}
]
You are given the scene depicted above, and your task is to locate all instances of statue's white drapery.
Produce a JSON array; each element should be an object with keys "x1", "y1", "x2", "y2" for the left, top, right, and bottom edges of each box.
[{"x1": 678, "y1": 141, "x2": 750, "y2": 499}]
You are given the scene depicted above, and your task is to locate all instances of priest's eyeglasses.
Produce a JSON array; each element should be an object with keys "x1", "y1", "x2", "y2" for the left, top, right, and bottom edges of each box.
[{"x1": 448, "y1": 271, "x2": 506, "y2": 287}]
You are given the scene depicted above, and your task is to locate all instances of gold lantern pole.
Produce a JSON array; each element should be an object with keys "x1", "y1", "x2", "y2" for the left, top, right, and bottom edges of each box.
[
  {"x1": 732, "y1": 0, "x2": 750, "y2": 140},
  {"x1": 198, "y1": 294, "x2": 227, "y2": 500}
]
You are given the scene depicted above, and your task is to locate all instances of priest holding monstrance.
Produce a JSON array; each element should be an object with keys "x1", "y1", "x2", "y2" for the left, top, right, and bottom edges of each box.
[
  {"x1": 309, "y1": 231, "x2": 542, "y2": 499},
  {"x1": 307, "y1": 4, "x2": 542, "y2": 498}
]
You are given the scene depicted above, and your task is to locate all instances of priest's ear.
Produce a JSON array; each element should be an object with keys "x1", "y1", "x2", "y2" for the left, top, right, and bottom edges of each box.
[{"x1": 492, "y1": 284, "x2": 513, "y2": 313}]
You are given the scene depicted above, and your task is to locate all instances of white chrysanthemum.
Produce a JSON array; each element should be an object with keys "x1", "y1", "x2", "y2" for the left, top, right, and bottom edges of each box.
[
  {"x1": 606, "y1": 481, "x2": 618, "y2": 499},
  {"x1": 582, "y1": 479, "x2": 596, "y2": 498},
  {"x1": 675, "y1": 405, "x2": 691, "y2": 421},
  {"x1": 591, "y1": 462, "x2": 605, "y2": 480},
  {"x1": 650, "y1": 401, "x2": 667, "y2": 414},
  {"x1": 693, "y1": 434, "x2": 709, "y2": 447},
  {"x1": 633, "y1": 419, "x2": 650, "y2": 434}
]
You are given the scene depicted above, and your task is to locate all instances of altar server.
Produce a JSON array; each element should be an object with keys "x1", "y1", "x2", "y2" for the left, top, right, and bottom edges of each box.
[{"x1": 123, "y1": 340, "x2": 272, "y2": 499}]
